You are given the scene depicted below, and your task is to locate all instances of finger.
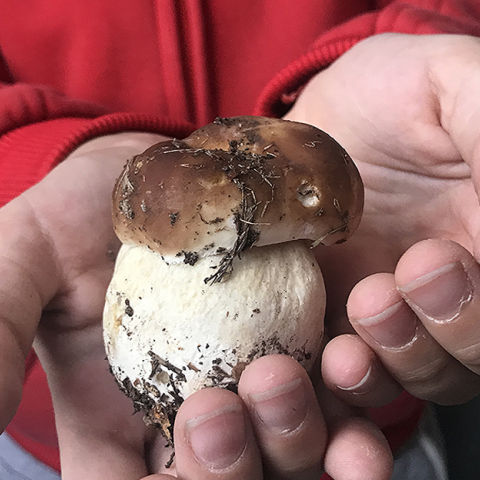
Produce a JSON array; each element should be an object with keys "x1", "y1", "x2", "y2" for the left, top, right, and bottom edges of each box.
[
  {"x1": 322, "y1": 334, "x2": 402, "y2": 408},
  {"x1": 315, "y1": 380, "x2": 393, "y2": 480},
  {"x1": 396, "y1": 239, "x2": 480, "y2": 377},
  {"x1": 347, "y1": 267, "x2": 480, "y2": 404},
  {"x1": 323, "y1": 416, "x2": 393, "y2": 480},
  {"x1": 238, "y1": 354, "x2": 326, "y2": 480},
  {"x1": 0, "y1": 197, "x2": 60, "y2": 430},
  {"x1": 173, "y1": 387, "x2": 263, "y2": 480}
]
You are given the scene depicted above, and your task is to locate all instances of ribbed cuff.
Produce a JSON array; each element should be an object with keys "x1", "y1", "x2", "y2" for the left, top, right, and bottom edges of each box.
[
  {"x1": 253, "y1": 35, "x2": 364, "y2": 118},
  {"x1": 0, "y1": 113, "x2": 194, "y2": 206},
  {"x1": 254, "y1": 2, "x2": 480, "y2": 118}
]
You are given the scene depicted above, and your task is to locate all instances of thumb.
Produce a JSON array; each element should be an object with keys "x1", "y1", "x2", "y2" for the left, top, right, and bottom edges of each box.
[{"x1": 0, "y1": 196, "x2": 60, "y2": 431}]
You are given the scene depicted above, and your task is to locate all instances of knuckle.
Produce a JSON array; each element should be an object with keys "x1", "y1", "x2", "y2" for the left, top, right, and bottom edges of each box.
[
  {"x1": 396, "y1": 355, "x2": 450, "y2": 386},
  {"x1": 395, "y1": 354, "x2": 480, "y2": 403},
  {"x1": 453, "y1": 342, "x2": 480, "y2": 371}
]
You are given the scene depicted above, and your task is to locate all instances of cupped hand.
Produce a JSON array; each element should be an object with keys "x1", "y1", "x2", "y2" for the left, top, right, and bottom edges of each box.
[
  {"x1": 286, "y1": 33, "x2": 480, "y2": 405},
  {"x1": 0, "y1": 131, "x2": 166, "y2": 478},
  {"x1": 0, "y1": 132, "x2": 393, "y2": 479}
]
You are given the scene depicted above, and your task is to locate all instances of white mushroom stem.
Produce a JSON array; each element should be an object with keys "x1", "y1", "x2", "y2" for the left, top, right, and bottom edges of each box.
[{"x1": 103, "y1": 240, "x2": 325, "y2": 435}]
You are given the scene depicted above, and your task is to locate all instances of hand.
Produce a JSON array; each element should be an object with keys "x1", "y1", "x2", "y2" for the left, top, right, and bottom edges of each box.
[
  {"x1": 167, "y1": 354, "x2": 393, "y2": 480},
  {"x1": 0, "y1": 131, "x2": 167, "y2": 478},
  {"x1": 286, "y1": 33, "x2": 480, "y2": 405},
  {"x1": 0, "y1": 132, "x2": 394, "y2": 479}
]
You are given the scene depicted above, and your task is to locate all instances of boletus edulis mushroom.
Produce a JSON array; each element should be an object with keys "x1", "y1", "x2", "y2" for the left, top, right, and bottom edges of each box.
[{"x1": 103, "y1": 116, "x2": 364, "y2": 443}]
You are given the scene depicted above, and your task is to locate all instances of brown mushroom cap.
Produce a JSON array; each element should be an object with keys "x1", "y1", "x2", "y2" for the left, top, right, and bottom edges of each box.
[{"x1": 112, "y1": 116, "x2": 363, "y2": 272}]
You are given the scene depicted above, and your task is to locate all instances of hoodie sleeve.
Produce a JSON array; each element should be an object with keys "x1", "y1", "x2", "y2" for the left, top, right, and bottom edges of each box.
[
  {"x1": 254, "y1": 0, "x2": 480, "y2": 117},
  {"x1": 0, "y1": 82, "x2": 194, "y2": 206}
]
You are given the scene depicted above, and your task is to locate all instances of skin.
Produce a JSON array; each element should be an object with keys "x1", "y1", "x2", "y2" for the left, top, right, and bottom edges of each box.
[
  {"x1": 1, "y1": 32, "x2": 480, "y2": 479},
  {"x1": 286, "y1": 33, "x2": 480, "y2": 409},
  {"x1": 0, "y1": 133, "x2": 392, "y2": 480}
]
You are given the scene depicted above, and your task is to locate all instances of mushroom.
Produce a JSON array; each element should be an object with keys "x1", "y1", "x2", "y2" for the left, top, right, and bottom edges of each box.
[{"x1": 103, "y1": 116, "x2": 363, "y2": 442}]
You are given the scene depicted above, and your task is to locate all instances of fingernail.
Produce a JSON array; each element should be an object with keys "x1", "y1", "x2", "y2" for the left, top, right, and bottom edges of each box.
[
  {"x1": 399, "y1": 262, "x2": 473, "y2": 322},
  {"x1": 355, "y1": 301, "x2": 417, "y2": 349},
  {"x1": 185, "y1": 403, "x2": 246, "y2": 469},
  {"x1": 248, "y1": 378, "x2": 307, "y2": 433},
  {"x1": 337, "y1": 365, "x2": 373, "y2": 393}
]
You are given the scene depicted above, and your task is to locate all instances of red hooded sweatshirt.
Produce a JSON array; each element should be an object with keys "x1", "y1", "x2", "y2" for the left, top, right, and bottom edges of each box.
[{"x1": 1, "y1": 0, "x2": 480, "y2": 475}]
